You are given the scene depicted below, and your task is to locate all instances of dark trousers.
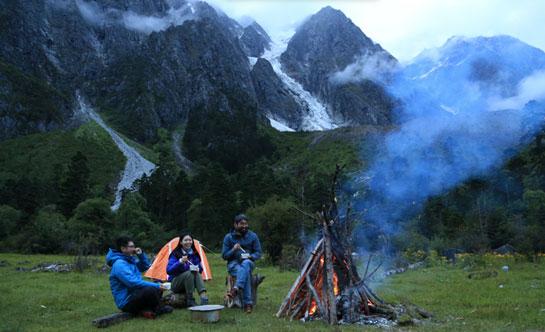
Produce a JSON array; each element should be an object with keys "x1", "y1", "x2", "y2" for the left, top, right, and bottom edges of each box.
[
  {"x1": 121, "y1": 286, "x2": 162, "y2": 314},
  {"x1": 171, "y1": 271, "x2": 206, "y2": 297}
]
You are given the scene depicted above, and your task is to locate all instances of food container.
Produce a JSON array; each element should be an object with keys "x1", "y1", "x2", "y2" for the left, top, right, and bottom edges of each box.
[{"x1": 188, "y1": 305, "x2": 225, "y2": 323}]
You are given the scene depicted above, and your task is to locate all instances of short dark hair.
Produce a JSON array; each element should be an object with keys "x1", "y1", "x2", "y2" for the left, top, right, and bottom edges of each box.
[
  {"x1": 234, "y1": 214, "x2": 248, "y2": 224},
  {"x1": 116, "y1": 236, "x2": 133, "y2": 251}
]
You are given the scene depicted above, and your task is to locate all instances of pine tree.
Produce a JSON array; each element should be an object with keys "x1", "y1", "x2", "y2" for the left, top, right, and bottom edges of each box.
[
  {"x1": 59, "y1": 151, "x2": 90, "y2": 217},
  {"x1": 188, "y1": 163, "x2": 238, "y2": 247}
]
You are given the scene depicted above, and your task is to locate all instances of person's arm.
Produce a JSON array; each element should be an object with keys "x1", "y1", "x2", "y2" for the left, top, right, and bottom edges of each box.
[
  {"x1": 167, "y1": 255, "x2": 188, "y2": 275},
  {"x1": 113, "y1": 261, "x2": 159, "y2": 289},
  {"x1": 250, "y1": 234, "x2": 263, "y2": 261},
  {"x1": 221, "y1": 235, "x2": 237, "y2": 261},
  {"x1": 136, "y1": 252, "x2": 151, "y2": 272}
]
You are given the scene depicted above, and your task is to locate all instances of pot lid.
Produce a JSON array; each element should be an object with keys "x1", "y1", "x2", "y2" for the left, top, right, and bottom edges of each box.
[{"x1": 188, "y1": 305, "x2": 225, "y2": 312}]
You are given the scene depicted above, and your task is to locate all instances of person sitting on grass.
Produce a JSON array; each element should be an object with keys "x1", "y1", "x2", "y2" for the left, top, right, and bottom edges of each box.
[
  {"x1": 106, "y1": 236, "x2": 173, "y2": 319},
  {"x1": 222, "y1": 214, "x2": 262, "y2": 314},
  {"x1": 166, "y1": 232, "x2": 208, "y2": 307}
]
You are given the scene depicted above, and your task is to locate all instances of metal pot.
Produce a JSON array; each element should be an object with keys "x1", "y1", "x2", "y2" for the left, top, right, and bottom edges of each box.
[{"x1": 188, "y1": 305, "x2": 225, "y2": 323}]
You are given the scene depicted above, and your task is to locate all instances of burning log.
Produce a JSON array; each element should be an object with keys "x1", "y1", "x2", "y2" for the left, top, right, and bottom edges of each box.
[
  {"x1": 321, "y1": 212, "x2": 337, "y2": 324},
  {"x1": 277, "y1": 165, "x2": 431, "y2": 327}
]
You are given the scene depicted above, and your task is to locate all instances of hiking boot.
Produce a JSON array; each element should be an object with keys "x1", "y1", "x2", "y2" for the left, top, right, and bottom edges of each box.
[
  {"x1": 156, "y1": 305, "x2": 174, "y2": 316},
  {"x1": 186, "y1": 296, "x2": 197, "y2": 308},
  {"x1": 244, "y1": 304, "x2": 253, "y2": 314},
  {"x1": 140, "y1": 311, "x2": 156, "y2": 319},
  {"x1": 255, "y1": 274, "x2": 266, "y2": 286}
]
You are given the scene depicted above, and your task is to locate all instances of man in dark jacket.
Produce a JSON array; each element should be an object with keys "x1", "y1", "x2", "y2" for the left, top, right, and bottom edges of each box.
[
  {"x1": 106, "y1": 236, "x2": 172, "y2": 318},
  {"x1": 222, "y1": 214, "x2": 262, "y2": 313}
]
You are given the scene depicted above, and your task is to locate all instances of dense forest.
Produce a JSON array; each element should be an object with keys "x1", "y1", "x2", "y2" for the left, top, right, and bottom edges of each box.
[{"x1": 2, "y1": 105, "x2": 545, "y2": 263}]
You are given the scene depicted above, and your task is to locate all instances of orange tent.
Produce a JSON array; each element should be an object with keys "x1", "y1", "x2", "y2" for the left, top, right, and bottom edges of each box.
[{"x1": 144, "y1": 237, "x2": 212, "y2": 281}]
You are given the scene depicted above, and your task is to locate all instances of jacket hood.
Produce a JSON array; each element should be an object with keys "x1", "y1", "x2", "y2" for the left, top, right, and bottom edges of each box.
[{"x1": 106, "y1": 248, "x2": 132, "y2": 267}]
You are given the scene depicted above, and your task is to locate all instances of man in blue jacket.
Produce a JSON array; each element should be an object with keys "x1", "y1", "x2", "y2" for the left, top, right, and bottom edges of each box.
[
  {"x1": 106, "y1": 236, "x2": 172, "y2": 318},
  {"x1": 222, "y1": 214, "x2": 262, "y2": 313}
]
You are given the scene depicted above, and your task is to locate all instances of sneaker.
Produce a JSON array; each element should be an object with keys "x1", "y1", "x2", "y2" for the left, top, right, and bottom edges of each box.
[
  {"x1": 244, "y1": 304, "x2": 253, "y2": 314},
  {"x1": 140, "y1": 311, "x2": 156, "y2": 319},
  {"x1": 156, "y1": 305, "x2": 174, "y2": 315},
  {"x1": 200, "y1": 296, "x2": 209, "y2": 305}
]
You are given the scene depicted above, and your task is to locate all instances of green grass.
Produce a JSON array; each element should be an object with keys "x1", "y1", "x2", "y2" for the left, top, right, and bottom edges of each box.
[{"x1": 1, "y1": 253, "x2": 544, "y2": 331}]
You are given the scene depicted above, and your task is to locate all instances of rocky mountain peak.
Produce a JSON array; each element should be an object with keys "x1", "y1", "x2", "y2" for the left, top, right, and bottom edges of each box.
[
  {"x1": 279, "y1": 6, "x2": 396, "y2": 127},
  {"x1": 240, "y1": 20, "x2": 272, "y2": 57}
]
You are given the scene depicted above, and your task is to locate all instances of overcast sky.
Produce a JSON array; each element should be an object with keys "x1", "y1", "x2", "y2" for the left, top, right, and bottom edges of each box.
[{"x1": 207, "y1": 0, "x2": 545, "y2": 62}]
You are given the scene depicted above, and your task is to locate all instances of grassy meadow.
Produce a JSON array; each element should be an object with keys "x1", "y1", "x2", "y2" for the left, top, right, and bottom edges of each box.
[{"x1": 1, "y1": 252, "x2": 544, "y2": 332}]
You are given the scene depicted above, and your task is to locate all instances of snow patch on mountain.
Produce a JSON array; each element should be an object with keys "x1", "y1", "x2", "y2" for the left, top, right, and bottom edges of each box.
[
  {"x1": 248, "y1": 56, "x2": 258, "y2": 69},
  {"x1": 262, "y1": 31, "x2": 339, "y2": 131},
  {"x1": 268, "y1": 116, "x2": 295, "y2": 132}
]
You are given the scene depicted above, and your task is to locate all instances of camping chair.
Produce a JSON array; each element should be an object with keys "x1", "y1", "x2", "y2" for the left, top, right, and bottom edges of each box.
[{"x1": 224, "y1": 272, "x2": 265, "y2": 308}]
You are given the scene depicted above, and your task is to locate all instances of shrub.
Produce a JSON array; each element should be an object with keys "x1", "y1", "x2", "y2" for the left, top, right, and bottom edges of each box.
[{"x1": 246, "y1": 196, "x2": 300, "y2": 265}]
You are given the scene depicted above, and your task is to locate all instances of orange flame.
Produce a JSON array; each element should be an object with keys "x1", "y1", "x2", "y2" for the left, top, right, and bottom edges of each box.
[
  {"x1": 333, "y1": 271, "x2": 340, "y2": 295},
  {"x1": 309, "y1": 300, "x2": 317, "y2": 315}
]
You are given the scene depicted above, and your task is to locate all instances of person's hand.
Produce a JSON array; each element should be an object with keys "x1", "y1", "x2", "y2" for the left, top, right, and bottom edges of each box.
[
  {"x1": 135, "y1": 248, "x2": 142, "y2": 255},
  {"x1": 179, "y1": 256, "x2": 189, "y2": 263},
  {"x1": 233, "y1": 243, "x2": 241, "y2": 250}
]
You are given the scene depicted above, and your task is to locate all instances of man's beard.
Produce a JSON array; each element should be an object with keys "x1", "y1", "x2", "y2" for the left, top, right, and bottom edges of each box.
[{"x1": 239, "y1": 228, "x2": 248, "y2": 235}]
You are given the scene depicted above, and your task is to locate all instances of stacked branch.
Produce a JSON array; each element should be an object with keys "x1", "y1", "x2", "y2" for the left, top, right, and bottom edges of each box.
[{"x1": 277, "y1": 165, "x2": 432, "y2": 326}]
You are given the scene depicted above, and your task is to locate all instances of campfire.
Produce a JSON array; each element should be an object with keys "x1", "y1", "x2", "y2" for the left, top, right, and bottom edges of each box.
[{"x1": 276, "y1": 166, "x2": 432, "y2": 327}]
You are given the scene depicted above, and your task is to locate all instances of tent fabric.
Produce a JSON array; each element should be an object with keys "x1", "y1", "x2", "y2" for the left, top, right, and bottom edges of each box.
[{"x1": 144, "y1": 237, "x2": 212, "y2": 281}]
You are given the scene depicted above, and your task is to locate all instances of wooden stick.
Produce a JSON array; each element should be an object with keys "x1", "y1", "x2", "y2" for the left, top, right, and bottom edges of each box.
[
  {"x1": 276, "y1": 239, "x2": 323, "y2": 317},
  {"x1": 304, "y1": 292, "x2": 311, "y2": 320},
  {"x1": 358, "y1": 287, "x2": 370, "y2": 315},
  {"x1": 306, "y1": 273, "x2": 325, "y2": 319},
  {"x1": 92, "y1": 312, "x2": 132, "y2": 328},
  {"x1": 364, "y1": 260, "x2": 383, "y2": 281},
  {"x1": 294, "y1": 206, "x2": 319, "y2": 220},
  {"x1": 322, "y1": 220, "x2": 338, "y2": 325},
  {"x1": 289, "y1": 297, "x2": 307, "y2": 321},
  {"x1": 362, "y1": 284, "x2": 385, "y2": 304},
  {"x1": 363, "y1": 253, "x2": 373, "y2": 279}
]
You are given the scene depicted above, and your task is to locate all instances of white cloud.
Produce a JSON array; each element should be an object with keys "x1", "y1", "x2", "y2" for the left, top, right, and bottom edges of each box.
[
  {"x1": 122, "y1": 11, "x2": 171, "y2": 33},
  {"x1": 207, "y1": 0, "x2": 545, "y2": 62},
  {"x1": 76, "y1": 0, "x2": 106, "y2": 26},
  {"x1": 489, "y1": 70, "x2": 545, "y2": 110},
  {"x1": 329, "y1": 51, "x2": 398, "y2": 85},
  {"x1": 76, "y1": 0, "x2": 196, "y2": 34}
]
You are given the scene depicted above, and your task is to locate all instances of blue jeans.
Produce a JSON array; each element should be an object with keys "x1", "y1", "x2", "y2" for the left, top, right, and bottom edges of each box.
[{"x1": 227, "y1": 259, "x2": 254, "y2": 305}]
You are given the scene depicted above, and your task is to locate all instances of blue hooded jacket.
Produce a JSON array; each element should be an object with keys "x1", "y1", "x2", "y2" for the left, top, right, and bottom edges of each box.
[{"x1": 106, "y1": 248, "x2": 160, "y2": 309}]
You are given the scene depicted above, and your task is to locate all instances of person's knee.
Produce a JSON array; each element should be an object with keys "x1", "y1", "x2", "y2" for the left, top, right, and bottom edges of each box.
[
  {"x1": 230, "y1": 264, "x2": 242, "y2": 274},
  {"x1": 143, "y1": 286, "x2": 157, "y2": 294},
  {"x1": 241, "y1": 260, "x2": 254, "y2": 272},
  {"x1": 142, "y1": 286, "x2": 161, "y2": 300}
]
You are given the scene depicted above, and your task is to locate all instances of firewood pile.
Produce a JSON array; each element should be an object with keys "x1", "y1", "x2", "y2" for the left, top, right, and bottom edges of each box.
[{"x1": 276, "y1": 166, "x2": 432, "y2": 327}]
